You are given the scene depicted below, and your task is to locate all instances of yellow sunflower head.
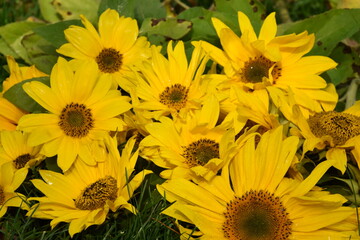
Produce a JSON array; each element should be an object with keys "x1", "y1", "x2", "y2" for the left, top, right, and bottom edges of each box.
[
  {"x1": 140, "y1": 95, "x2": 236, "y2": 182},
  {"x1": 27, "y1": 136, "x2": 151, "y2": 237},
  {"x1": 0, "y1": 161, "x2": 28, "y2": 218},
  {"x1": 290, "y1": 101, "x2": 360, "y2": 173},
  {"x1": 133, "y1": 40, "x2": 210, "y2": 120},
  {"x1": 157, "y1": 126, "x2": 358, "y2": 239},
  {"x1": 2, "y1": 55, "x2": 47, "y2": 93},
  {"x1": 199, "y1": 11, "x2": 337, "y2": 117},
  {"x1": 0, "y1": 130, "x2": 45, "y2": 170},
  {"x1": 57, "y1": 8, "x2": 153, "y2": 91},
  {"x1": 0, "y1": 56, "x2": 46, "y2": 131},
  {"x1": 17, "y1": 57, "x2": 132, "y2": 171}
]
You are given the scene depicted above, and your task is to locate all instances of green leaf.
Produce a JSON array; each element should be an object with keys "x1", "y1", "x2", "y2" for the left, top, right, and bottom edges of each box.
[
  {"x1": 133, "y1": 0, "x2": 166, "y2": 24},
  {"x1": 0, "y1": 37, "x2": 19, "y2": 57},
  {"x1": 21, "y1": 33, "x2": 58, "y2": 74},
  {"x1": 98, "y1": 0, "x2": 136, "y2": 18},
  {"x1": 140, "y1": 18, "x2": 192, "y2": 40},
  {"x1": 38, "y1": 0, "x2": 61, "y2": 22},
  {"x1": 214, "y1": 0, "x2": 265, "y2": 35},
  {"x1": 326, "y1": 44, "x2": 358, "y2": 85},
  {"x1": 278, "y1": 9, "x2": 360, "y2": 56},
  {"x1": 0, "y1": 21, "x2": 44, "y2": 63},
  {"x1": 33, "y1": 19, "x2": 82, "y2": 48},
  {"x1": 177, "y1": 7, "x2": 218, "y2": 44},
  {"x1": 3, "y1": 77, "x2": 50, "y2": 113},
  {"x1": 51, "y1": 0, "x2": 101, "y2": 23},
  {"x1": 98, "y1": 0, "x2": 166, "y2": 24},
  {"x1": 39, "y1": 0, "x2": 100, "y2": 23}
]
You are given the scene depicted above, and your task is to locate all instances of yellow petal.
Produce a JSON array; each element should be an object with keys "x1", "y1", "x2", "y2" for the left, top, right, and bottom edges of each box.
[
  {"x1": 98, "y1": 9, "x2": 120, "y2": 47},
  {"x1": 22, "y1": 81, "x2": 62, "y2": 113},
  {"x1": 64, "y1": 26, "x2": 102, "y2": 58},
  {"x1": 237, "y1": 11, "x2": 257, "y2": 42},
  {"x1": 326, "y1": 148, "x2": 347, "y2": 174},
  {"x1": 258, "y1": 12, "x2": 277, "y2": 44},
  {"x1": 211, "y1": 17, "x2": 230, "y2": 37}
]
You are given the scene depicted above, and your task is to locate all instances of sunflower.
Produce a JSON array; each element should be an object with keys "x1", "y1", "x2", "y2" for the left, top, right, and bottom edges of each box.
[
  {"x1": 17, "y1": 58, "x2": 132, "y2": 171},
  {"x1": 57, "y1": 8, "x2": 153, "y2": 91},
  {"x1": 2, "y1": 55, "x2": 47, "y2": 93},
  {"x1": 27, "y1": 136, "x2": 151, "y2": 237},
  {"x1": 221, "y1": 86, "x2": 281, "y2": 137},
  {"x1": 290, "y1": 101, "x2": 360, "y2": 174},
  {"x1": 157, "y1": 126, "x2": 359, "y2": 240},
  {"x1": 0, "y1": 130, "x2": 45, "y2": 170},
  {"x1": 0, "y1": 161, "x2": 28, "y2": 218},
  {"x1": 132, "y1": 40, "x2": 210, "y2": 120},
  {"x1": 198, "y1": 11, "x2": 338, "y2": 118},
  {"x1": 140, "y1": 95, "x2": 237, "y2": 182},
  {"x1": 0, "y1": 56, "x2": 47, "y2": 131}
]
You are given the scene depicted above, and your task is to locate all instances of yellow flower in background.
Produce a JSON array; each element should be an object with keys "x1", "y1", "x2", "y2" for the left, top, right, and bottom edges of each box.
[
  {"x1": 140, "y1": 96, "x2": 236, "y2": 181},
  {"x1": 0, "y1": 56, "x2": 47, "y2": 131},
  {"x1": 28, "y1": 136, "x2": 151, "y2": 237},
  {"x1": 221, "y1": 87, "x2": 281, "y2": 136},
  {"x1": 290, "y1": 101, "x2": 360, "y2": 174},
  {"x1": 198, "y1": 11, "x2": 338, "y2": 117},
  {"x1": 133, "y1": 40, "x2": 209, "y2": 120},
  {"x1": 0, "y1": 130, "x2": 45, "y2": 170},
  {"x1": 2, "y1": 56, "x2": 47, "y2": 93},
  {"x1": 57, "y1": 8, "x2": 152, "y2": 91},
  {"x1": 157, "y1": 126, "x2": 358, "y2": 239},
  {"x1": 17, "y1": 58, "x2": 132, "y2": 171},
  {"x1": 0, "y1": 162, "x2": 28, "y2": 218},
  {"x1": 0, "y1": 98, "x2": 27, "y2": 131}
]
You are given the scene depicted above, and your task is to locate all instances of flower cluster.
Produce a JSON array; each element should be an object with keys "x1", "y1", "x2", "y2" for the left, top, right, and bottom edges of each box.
[{"x1": 1, "y1": 8, "x2": 360, "y2": 239}]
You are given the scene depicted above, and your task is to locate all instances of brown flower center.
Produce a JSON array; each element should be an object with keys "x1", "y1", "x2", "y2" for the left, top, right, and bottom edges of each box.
[
  {"x1": 223, "y1": 190, "x2": 292, "y2": 240},
  {"x1": 307, "y1": 111, "x2": 360, "y2": 145},
  {"x1": 0, "y1": 186, "x2": 4, "y2": 205},
  {"x1": 96, "y1": 48, "x2": 123, "y2": 73},
  {"x1": 159, "y1": 84, "x2": 189, "y2": 111},
  {"x1": 14, "y1": 153, "x2": 32, "y2": 169},
  {"x1": 58, "y1": 103, "x2": 94, "y2": 138},
  {"x1": 182, "y1": 138, "x2": 219, "y2": 167},
  {"x1": 241, "y1": 56, "x2": 281, "y2": 83},
  {"x1": 75, "y1": 176, "x2": 118, "y2": 210}
]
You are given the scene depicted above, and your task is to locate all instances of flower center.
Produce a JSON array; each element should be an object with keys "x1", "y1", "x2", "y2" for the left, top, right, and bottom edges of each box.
[
  {"x1": 307, "y1": 111, "x2": 360, "y2": 146},
  {"x1": 96, "y1": 48, "x2": 123, "y2": 73},
  {"x1": 159, "y1": 84, "x2": 189, "y2": 111},
  {"x1": 14, "y1": 153, "x2": 32, "y2": 169},
  {"x1": 75, "y1": 176, "x2": 118, "y2": 210},
  {"x1": 58, "y1": 103, "x2": 94, "y2": 138},
  {"x1": 241, "y1": 56, "x2": 281, "y2": 83},
  {"x1": 182, "y1": 138, "x2": 219, "y2": 167},
  {"x1": 223, "y1": 190, "x2": 292, "y2": 240},
  {"x1": 0, "y1": 186, "x2": 4, "y2": 205}
]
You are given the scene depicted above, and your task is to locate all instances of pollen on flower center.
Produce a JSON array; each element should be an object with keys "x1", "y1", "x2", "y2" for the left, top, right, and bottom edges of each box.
[
  {"x1": 307, "y1": 111, "x2": 360, "y2": 146},
  {"x1": 0, "y1": 186, "x2": 4, "y2": 205},
  {"x1": 223, "y1": 190, "x2": 292, "y2": 240},
  {"x1": 241, "y1": 56, "x2": 281, "y2": 83},
  {"x1": 182, "y1": 138, "x2": 219, "y2": 167},
  {"x1": 14, "y1": 153, "x2": 32, "y2": 169},
  {"x1": 75, "y1": 176, "x2": 118, "y2": 210},
  {"x1": 159, "y1": 83, "x2": 189, "y2": 111},
  {"x1": 96, "y1": 48, "x2": 123, "y2": 73},
  {"x1": 58, "y1": 103, "x2": 94, "y2": 138}
]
